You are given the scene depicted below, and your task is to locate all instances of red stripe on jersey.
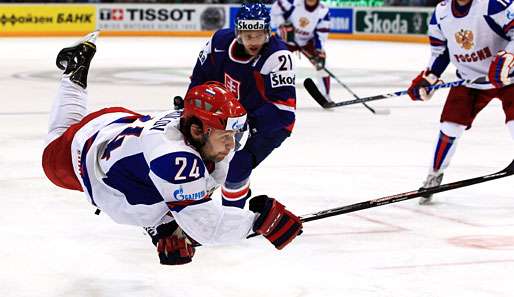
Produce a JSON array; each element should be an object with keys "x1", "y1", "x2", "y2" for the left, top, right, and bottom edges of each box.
[
  {"x1": 253, "y1": 71, "x2": 268, "y2": 100},
  {"x1": 504, "y1": 20, "x2": 514, "y2": 33},
  {"x1": 274, "y1": 98, "x2": 296, "y2": 108},
  {"x1": 166, "y1": 197, "x2": 211, "y2": 212},
  {"x1": 222, "y1": 186, "x2": 250, "y2": 200},
  {"x1": 429, "y1": 36, "x2": 445, "y2": 46},
  {"x1": 285, "y1": 121, "x2": 295, "y2": 132}
]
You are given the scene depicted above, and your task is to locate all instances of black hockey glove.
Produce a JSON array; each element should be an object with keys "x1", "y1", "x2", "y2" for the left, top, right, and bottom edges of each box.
[
  {"x1": 309, "y1": 49, "x2": 326, "y2": 71},
  {"x1": 279, "y1": 22, "x2": 295, "y2": 43},
  {"x1": 250, "y1": 195, "x2": 303, "y2": 250},
  {"x1": 173, "y1": 96, "x2": 184, "y2": 110},
  {"x1": 145, "y1": 221, "x2": 195, "y2": 265}
]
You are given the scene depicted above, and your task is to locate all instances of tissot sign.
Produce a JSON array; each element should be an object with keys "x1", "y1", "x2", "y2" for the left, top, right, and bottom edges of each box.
[{"x1": 97, "y1": 4, "x2": 226, "y2": 31}]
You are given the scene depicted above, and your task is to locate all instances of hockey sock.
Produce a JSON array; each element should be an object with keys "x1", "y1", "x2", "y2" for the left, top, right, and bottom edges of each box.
[
  {"x1": 429, "y1": 122, "x2": 465, "y2": 173},
  {"x1": 316, "y1": 70, "x2": 330, "y2": 98}
]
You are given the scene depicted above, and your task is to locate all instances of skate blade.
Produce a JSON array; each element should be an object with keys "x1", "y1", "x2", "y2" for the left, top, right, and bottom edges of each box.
[
  {"x1": 70, "y1": 30, "x2": 100, "y2": 47},
  {"x1": 418, "y1": 196, "x2": 433, "y2": 205}
]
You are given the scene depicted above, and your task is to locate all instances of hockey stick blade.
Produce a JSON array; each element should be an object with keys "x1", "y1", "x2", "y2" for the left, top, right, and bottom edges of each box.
[
  {"x1": 304, "y1": 78, "x2": 390, "y2": 114},
  {"x1": 304, "y1": 78, "x2": 335, "y2": 108},
  {"x1": 299, "y1": 158, "x2": 514, "y2": 223}
]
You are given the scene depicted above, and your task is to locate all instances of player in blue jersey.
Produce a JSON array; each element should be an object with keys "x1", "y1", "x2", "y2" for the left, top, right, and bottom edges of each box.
[
  {"x1": 407, "y1": 0, "x2": 514, "y2": 204},
  {"x1": 42, "y1": 32, "x2": 303, "y2": 265},
  {"x1": 271, "y1": 0, "x2": 332, "y2": 100},
  {"x1": 189, "y1": 2, "x2": 297, "y2": 209}
]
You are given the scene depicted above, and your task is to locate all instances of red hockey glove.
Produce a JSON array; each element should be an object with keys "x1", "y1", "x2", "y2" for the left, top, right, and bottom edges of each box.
[
  {"x1": 407, "y1": 69, "x2": 442, "y2": 101},
  {"x1": 279, "y1": 22, "x2": 295, "y2": 43},
  {"x1": 249, "y1": 195, "x2": 303, "y2": 250},
  {"x1": 488, "y1": 50, "x2": 514, "y2": 88},
  {"x1": 146, "y1": 221, "x2": 195, "y2": 265}
]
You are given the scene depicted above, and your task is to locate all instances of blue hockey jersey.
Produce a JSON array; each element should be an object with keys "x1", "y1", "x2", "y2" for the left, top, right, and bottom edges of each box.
[{"x1": 189, "y1": 28, "x2": 296, "y2": 134}]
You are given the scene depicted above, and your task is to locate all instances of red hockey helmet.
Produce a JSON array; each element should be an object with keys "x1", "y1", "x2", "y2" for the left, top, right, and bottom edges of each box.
[
  {"x1": 182, "y1": 81, "x2": 248, "y2": 150},
  {"x1": 183, "y1": 81, "x2": 247, "y2": 131}
]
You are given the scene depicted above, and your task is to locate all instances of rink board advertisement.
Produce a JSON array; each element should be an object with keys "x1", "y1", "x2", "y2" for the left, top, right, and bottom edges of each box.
[
  {"x1": 0, "y1": 5, "x2": 95, "y2": 34},
  {"x1": 330, "y1": 8, "x2": 353, "y2": 34},
  {"x1": 96, "y1": 4, "x2": 227, "y2": 32},
  {"x1": 354, "y1": 7, "x2": 433, "y2": 36},
  {"x1": 1, "y1": 3, "x2": 430, "y2": 42},
  {"x1": 228, "y1": 6, "x2": 353, "y2": 34}
]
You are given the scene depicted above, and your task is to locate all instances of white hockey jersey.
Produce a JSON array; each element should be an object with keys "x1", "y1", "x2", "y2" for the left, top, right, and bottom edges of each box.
[
  {"x1": 428, "y1": 0, "x2": 514, "y2": 89},
  {"x1": 271, "y1": 0, "x2": 330, "y2": 49},
  {"x1": 70, "y1": 110, "x2": 256, "y2": 245}
]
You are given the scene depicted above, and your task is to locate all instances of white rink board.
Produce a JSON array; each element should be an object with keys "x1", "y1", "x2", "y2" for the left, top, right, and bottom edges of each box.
[{"x1": 0, "y1": 36, "x2": 513, "y2": 297}]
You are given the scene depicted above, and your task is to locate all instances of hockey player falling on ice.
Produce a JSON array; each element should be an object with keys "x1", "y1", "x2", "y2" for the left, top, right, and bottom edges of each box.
[
  {"x1": 407, "y1": 0, "x2": 514, "y2": 204},
  {"x1": 189, "y1": 2, "x2": 296, "y2": 209},
  {"x1": 42, "y1": 32, "x2": 302, "y2": 265},
  {"x1": 271, "y1": 0, "x2": 331, "y2": 100}
]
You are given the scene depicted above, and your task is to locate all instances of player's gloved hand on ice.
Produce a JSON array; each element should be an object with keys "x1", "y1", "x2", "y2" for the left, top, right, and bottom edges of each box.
[
  {"x1": 309, "y1": 49, "x2": 326, "y2": 71},
  {"x1": 488, "y1": 50, "x2": 514, "y2": 88},
  {"x1": 146, "y1": 221, "x2": 195, "y2": 265},
  {"x1": 173, "y1": 96, "x2": 184, "y2": 110},
  {"x1": 279, "y1": 22, "x2": 295, "y2": 43},
  {"x1": 407, "y1": 69, "x2": 442, "y2": 101},
  {"x1": 249, "y1": 195, "x2": 303, "y2": 250}
]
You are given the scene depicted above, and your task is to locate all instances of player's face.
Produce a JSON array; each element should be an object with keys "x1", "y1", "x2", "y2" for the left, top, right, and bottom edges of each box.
[
  {"x1": 239, "y1": 30, "x2": 268, "y2": 56},
  {"x1": 305, "y1": 0, "x2": 318, "y2": 6},
  {"x1": 202, "y1": 129, "x2": 236, "y2": 162}
]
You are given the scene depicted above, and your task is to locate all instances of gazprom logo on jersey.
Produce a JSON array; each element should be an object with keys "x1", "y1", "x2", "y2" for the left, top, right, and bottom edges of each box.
[
  {"x1": 237, "y1": 19, "x2": 265, "y2": 30},
  {"x1": 329, "y1": 8, "x2": 353, "y2": 34},
  {"x1": 507, "y1": 5, "x2": 514, "y2": 20},
  {"x1": 173, "y1": 186, "x2": 206, "y2": 201}
]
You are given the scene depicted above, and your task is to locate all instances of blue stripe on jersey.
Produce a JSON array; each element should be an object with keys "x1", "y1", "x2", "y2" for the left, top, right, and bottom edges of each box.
[
  {"x1": 484, "y1": 15, "x2": 510, "y2": 40},
  {"x1": 283, "y1": 5, "x2": 295, "y2": 21},
  {"x1": 103, "y1": 153, "x2": 164, "y2": 206},
  {"x1": 430, "y1": 11, "x2": 437, "y2": 25},
  {"x1": 488, "y1": 0, "x2": 512, "y2": 16},
  {"x1": 431, "y1": 47, "x2": 450, "y2": 77},
  {"x1": 150, "y1": 152, "x2": 206, "y2": 184},
  {"x1": 80, "y1": 132, "x2": 99, "y2": 206},
  {"x1": 322, "y1": 11, "x2": 330, "y2": 21}
]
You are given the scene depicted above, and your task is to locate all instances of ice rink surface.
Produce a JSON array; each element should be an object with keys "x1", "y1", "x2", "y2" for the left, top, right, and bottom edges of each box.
[{"x1": 1, "y1": 36, "x2": 513, "y2": 297}]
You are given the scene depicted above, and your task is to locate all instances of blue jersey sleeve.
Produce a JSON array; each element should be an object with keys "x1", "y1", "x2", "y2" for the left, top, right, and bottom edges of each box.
[
  {"x1": 427, "y1": 9, "x2": 450, "y2": 77},
  {"x1": 254, "y1": 45, "x2": 296, "y2": 133},
  {"x1": 189, "y1": 37, "x2": 216, "y2": 89}
]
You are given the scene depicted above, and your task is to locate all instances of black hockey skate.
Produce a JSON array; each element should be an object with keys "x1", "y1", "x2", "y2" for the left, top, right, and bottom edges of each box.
[
  {"x1": 56, "y1": 31, "x2": 99, "y2": 89},
  {"x1": 418, "y1": 172, "x2": 444, "y2": 205}
]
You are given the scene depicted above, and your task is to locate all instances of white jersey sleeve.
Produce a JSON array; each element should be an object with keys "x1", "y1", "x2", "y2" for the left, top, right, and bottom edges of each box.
[
  {"x1": 271, "y1": 0, "x2": 293, "y2": 28},
  {"x1": 487, "y1": 0, "x2": 514, "y2": 53}
]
